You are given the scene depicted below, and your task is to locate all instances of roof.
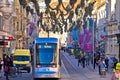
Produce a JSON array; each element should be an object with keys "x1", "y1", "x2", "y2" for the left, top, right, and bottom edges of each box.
[{"x1": 13, "y1": 49, "x2": 30, "y2": 56}]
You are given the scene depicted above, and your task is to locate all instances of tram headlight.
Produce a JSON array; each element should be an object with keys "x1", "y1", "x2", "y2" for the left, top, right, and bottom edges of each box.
[{"x1": 51, "y1": 65, "x2": 57, "y2": 68}]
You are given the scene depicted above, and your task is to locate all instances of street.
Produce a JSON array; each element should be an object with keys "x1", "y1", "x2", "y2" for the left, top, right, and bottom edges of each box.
[
  {"x1": 61, "y1": 51, "x2": 112, "y2": 80},
  {"x1": 1, "y1": 51, "x2": 112, "y2": 80}
]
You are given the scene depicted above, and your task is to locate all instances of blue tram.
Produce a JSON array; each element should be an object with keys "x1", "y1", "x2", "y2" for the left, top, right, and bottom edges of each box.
[{"x1": 32, "y1": 37, "x2": 61, "y2": 80}]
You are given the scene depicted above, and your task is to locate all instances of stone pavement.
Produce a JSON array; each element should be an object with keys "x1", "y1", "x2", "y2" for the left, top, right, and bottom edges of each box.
[{"x1": 62, "y1": 51, "x2": 113, "y2": 80}]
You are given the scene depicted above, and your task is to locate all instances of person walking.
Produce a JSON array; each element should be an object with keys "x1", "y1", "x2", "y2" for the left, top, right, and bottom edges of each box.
[
  {"x1": 99, "y1": 58, "x2": 106, "y2": 77},
  {"x1": 105, "y1": 56, "x2": 109, "y2": 71},
  {"x1": 3, "y1": 55, "x2": 10, "y2": 80},
  {"x1": 9, "y1": 55, "x2": 14, "y2": 77},
  {"x1": 81, "y1": 54, "x2": 86, "y2": 68},
  {"x1": 97, "y1": 58, "x2": 101, "y2": 75},
  {"x1": 93, "y1": 54, "x2": 97, "y2": 69}
]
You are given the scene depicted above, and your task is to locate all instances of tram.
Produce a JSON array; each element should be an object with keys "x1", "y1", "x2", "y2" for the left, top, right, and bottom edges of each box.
[{"x1": 32, "y1": 37, "x2": 61, "y2": 80}]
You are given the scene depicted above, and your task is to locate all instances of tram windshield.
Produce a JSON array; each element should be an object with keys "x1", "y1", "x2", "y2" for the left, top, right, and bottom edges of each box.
[{"x1": 36, "y1": 43, "x2": 57, "y2": 65}]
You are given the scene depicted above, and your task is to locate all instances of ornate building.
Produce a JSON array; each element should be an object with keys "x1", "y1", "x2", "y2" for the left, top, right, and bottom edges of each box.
[
  {"x1": 106, "y1": 0, "x2": 120, "y2": 60},
  {"x1": 0, "y1": 0, "x2": 16, "y2": 58}
]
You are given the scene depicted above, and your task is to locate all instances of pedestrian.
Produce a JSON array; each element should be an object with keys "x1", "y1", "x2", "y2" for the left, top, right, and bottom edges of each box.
[
  {"x1": 85, "y1": 55, "x2": 88, "y2": 66},
  {"x1": 93, "y1": 54, "x2": 97, "y2": 69},
  {"x1": 9, "y1": 55, "x2": 14, "y2": 77},
  {"x1": 105, "y1": 56, "x2": 109, "y2": 71},
  {"x1": 3, "y1": 55, "x2": 10, "y2": 80},
  {"x1": 96, "y1": 58, "x2": 101, "y2": 75},
  {"x1": 0, "y1": 58, "x2": 2, "y2": 77},
  {"x1": 78, "y1": 54, "x2": 81, "y2": 66},
  {"x1": 81, "y1": 54, "x2": 86, "y2": 68},
  {"x1": 100, "y1": 58, "x2": 106, "y2": 77}
]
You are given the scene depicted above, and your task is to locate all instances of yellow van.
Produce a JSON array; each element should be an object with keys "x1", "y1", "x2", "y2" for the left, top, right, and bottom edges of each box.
[{"x1": 13, "y1": 49, "x2": 31, "y2": 73}]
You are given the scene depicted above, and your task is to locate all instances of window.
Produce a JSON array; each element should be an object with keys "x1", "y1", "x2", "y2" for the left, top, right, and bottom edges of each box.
[{"x1": 0, "y1": 15, "x2": 3, "y2": 30}]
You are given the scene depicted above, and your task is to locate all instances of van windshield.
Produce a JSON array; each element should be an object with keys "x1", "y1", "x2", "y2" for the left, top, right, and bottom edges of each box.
[{"x1": 14, "y1": 56, "x2": 30, "y2": 61}]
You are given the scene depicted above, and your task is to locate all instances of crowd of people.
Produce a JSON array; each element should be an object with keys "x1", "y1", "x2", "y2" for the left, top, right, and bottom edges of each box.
[
  {"x1": 63, "y1": 47, "x2": 120, "y2": 78},
  {"x1": 77, "y1": 50, "x2": 120, "y2": 79}
]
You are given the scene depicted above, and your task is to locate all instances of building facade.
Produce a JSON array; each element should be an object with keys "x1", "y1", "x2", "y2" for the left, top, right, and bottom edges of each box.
[
  {"x1": 0, "y1": 0, "x2": 16, "y2": 58},
  {"x1": 106, "y1": 0, "x2": 120, "y2": 60},
  {"x1": 92, "y1": 0, "x2": 107, "y2": 54},
  {"x1": 93, "y1": 0, "x2": 120, "y2": 60}
]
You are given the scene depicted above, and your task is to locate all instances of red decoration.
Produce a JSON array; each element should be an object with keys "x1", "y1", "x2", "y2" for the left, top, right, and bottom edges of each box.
[
  {"x1": 8, "y1": 36, "x2": 13, "y2": 40},
  {"x1": 100, "y1": 35, "x2": 105, "y2": 39}
]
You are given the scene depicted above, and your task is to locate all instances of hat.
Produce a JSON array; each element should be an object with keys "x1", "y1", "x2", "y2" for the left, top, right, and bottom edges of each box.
[{"x1": 116, "y1": 63, "x2": 120, "y2": 70}]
